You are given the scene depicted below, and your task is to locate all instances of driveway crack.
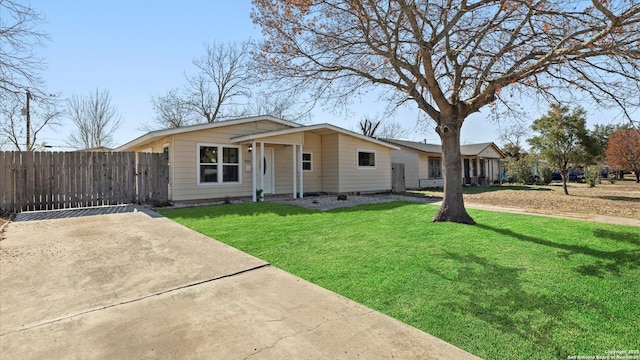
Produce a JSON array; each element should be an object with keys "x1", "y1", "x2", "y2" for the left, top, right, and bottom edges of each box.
[{"x1": 2, "y1": 263, "x2": 270, "y2": 336}]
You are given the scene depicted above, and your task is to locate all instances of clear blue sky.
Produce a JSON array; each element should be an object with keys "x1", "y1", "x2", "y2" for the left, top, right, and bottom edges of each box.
[{"x1": 29, "y1": 0, "x2": 631, "y2": 149}]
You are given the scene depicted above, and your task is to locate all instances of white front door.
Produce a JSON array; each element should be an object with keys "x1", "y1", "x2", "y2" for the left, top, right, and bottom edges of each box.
[{"x1": 262, "y1": 148, "x2": 275, "y2": 194}]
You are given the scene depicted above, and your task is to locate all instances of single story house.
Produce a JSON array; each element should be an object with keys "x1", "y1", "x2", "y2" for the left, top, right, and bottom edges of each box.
[
  {"x1": 115, "y1": 115, "x2": 399, "y2": 202},
  {"x1": 382, "y1": 139, "x2": 505, "y2": 189}
]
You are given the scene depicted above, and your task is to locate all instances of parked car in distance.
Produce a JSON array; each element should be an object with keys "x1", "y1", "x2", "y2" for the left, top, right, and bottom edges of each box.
[{"x1": 551, "y1": 170, "x2": 585, "y2": 182}]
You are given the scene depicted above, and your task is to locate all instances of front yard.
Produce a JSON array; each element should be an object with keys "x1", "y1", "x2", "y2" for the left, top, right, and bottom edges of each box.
[
  {"x1": 409, "y1": 180, "x2": 640, "y2": 220},
  {"x1": 160, "y1": 202, "x2": 640, "y2": 360}
]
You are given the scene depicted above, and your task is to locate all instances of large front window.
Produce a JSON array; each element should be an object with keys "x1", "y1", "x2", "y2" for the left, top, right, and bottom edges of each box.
[{"x1": 198, "y1": 145, "x2": 240, "y2": 184}]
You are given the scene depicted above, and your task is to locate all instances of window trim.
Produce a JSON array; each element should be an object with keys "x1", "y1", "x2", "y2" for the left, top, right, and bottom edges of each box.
[
  {"x1": 196, "y1": 143, "x2": 242, "y2": 185},
  {"x1": 356, "y1": 149, "x2": 377, "y2": 169},
  {"x1": 302, "y1": 152, "x2": 313, "y2": 172}
]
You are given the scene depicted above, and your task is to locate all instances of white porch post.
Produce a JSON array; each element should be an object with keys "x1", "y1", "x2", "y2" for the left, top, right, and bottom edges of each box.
[
  {"x1": 260, "y1": 142, "x2": 265, "y2": 194},
  {"x1": 251, "y1": 141, "x2": 257, "y2": 202},
  {"x1": 298, "y1": 144, "x2": 303, "y2": 198},
  {"x1": 292, "y1": 144, "x2": 297, "y2": 199}
]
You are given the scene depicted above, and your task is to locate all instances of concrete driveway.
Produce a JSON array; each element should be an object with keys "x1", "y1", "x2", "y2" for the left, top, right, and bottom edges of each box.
[{"x1": 0, "y1": 206, "x2": 480, "y2": 359}]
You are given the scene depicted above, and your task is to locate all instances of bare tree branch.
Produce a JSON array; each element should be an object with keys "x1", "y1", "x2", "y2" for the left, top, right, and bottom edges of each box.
[
  {"x1": 0, "y1": 90, "x2": 61, "y2": 151},
  {"x1": 66, "y1": 88, "x2": 123, "y2": 149},
  {"x1": 185, "y1": 41, "x2": 252, "y2": 123},
  {"x1": 0, "y1": 0, "x2": 49, "y2": 96}
]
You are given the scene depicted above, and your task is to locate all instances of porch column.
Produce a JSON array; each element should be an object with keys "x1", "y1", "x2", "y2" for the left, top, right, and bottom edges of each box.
[
  {"x1": 298, "y1": 144, "x2": 303, "y2": 198},
  {"x1": 251, "y1": 141, "x2": 257, "y2": 202},
  {"x1": 260, "y1": 142, "x2": 265, "y2": 193},
  {"x1": 292, "y1": 144, "x2": 297, "y2": 199}
]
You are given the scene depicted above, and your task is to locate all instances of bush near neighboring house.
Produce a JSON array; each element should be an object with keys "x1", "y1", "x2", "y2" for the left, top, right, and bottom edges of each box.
[{"x1": 506, "y1": 154, "x2": 534, "y2": 184}]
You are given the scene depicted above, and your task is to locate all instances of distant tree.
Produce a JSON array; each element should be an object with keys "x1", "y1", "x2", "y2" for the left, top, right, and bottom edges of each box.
[
  {"x1": 605, "y1": 129, "x2": 640, "y2": 183},
  {"x1": 529, "y1": 105, "x2": 595, "y2": 195},
  {"x1": 239, "y1": 90, "x2": 312, "y2": 123},
  {"x1": 0, "y1": 0, "x2": 49, "y2": 96},
  {"x1": 502, "y1": 143, "x2": 526, "y2": 161},
  {"x1": 66, "y1": 88, "x2": 123, "y2": 149},
  {"x1": 378, "y1": 119, "x2": 410, "y2": 139},
  {"x1": 0, "y1": 91, "x2": 61, "y2": 151},
  {"x1": 252, "y1": 0, "x2": 640, "y2": 224},
  {"x1": 588, "y1": 123, "x2": 628, "y2": 182},
  {"x1": 147, "y1": 88, "x2": 197, "y2": 130},
  {"x1": 148, "y1": 41, "x2": 289, "y2": 130},
  {"x1": 185, "y1": 41, "x2": 251, "y2": 123},
  {"x1": 358, "y1": 117, "x2": 381, "y2": 137},
  {"x1": 506, "y1": 153, "x2": 534, "y2": 184}
]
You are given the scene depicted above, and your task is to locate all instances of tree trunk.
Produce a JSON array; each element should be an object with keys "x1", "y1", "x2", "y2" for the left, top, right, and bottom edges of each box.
[
  {"x1": 432, "y1": 122, "x2": 476, "y2": 225},
  {"x1": 561, "y1": 170, "x2": 569, "y2": 195},
  {"x1": 635, "y1": 171, "x2": 639, "y2": 183}
]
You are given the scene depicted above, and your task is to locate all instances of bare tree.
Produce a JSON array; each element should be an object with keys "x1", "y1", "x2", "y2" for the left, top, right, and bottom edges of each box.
[
  {"x1": 0, "y1": 91, "x2": 61, "y2": 151},
  {"x1": 147, "y1": 41, "x2": 256, "y2": 129},
  {"x1": 240, "y1": 90, "x2": 312, "y2": 123},
  {"x1": 186, "y1": 41, "x2": 252, "y2": 123},
  {"x1": 0, "y1": 0, "x2": 49, "y2": 96},
  {"x1": 66, "y1": 88, "x2": 123, "y2": 149},
  {"x1": 146, "y1": 88, "x2": 196, "y2": 130},
  {"x1": 358, "y1": 116, "x2": 381, "y2": 137},
  {"x1": 378, "y1": 119, "x2": 411, "y2": 139},
  {"x1": 252, "y1": 0, "x2": 640, "y2": 224}
]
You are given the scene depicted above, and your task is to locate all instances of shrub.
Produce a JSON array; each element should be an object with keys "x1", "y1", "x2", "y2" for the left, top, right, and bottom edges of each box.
[
  {"x1": 506, "y1": 155, "x2": 534, "y2": 184},
  {"x1": 585, "y1": 166, "x2": 599, "y2": 188}
]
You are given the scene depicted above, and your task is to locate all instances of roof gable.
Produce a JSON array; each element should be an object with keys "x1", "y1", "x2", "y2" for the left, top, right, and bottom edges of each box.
[
  {"x1": 115, "y1": 115, "x2": 300, "y2": 151},
  {"x1": 232, "y1": 123, "x2": 400, "y2": 150}
]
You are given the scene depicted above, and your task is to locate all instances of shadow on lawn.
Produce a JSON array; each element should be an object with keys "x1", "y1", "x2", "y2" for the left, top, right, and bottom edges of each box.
[
  {"x1": 430, "y1": 251, "x2": 592, "y2": 358},
  {"x1": 593, "y1": 228, "x2": 640, "y2": 247},
  {"x1": 476, "y1": 224, "x2": 640, "y2": 277}
]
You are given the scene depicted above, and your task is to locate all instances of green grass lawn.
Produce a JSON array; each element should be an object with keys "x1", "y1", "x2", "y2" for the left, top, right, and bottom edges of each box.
[{"x1": 160, "y1": 202, "x2": 640, "y2": 360}]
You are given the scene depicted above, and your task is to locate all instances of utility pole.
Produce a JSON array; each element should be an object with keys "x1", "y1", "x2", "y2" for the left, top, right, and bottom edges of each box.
[{"x1": 26, "y1": 89, "x2": 32, "y2": 151}]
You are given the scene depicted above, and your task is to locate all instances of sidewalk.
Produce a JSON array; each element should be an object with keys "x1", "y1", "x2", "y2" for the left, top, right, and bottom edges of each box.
[{"x1": 447, "y1": 201, "x2": 640, "y2": 227}]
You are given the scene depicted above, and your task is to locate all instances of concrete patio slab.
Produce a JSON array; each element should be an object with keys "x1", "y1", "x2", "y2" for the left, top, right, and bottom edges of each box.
[{"x1": 0, "y1": 208, "x2": 480, "y2": 360}]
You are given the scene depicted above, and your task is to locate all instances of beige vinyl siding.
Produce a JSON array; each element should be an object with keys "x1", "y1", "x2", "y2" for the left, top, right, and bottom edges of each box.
[
  {"x1": 321, "y1": 133, "x2": 340, "y2": 193},
  {"x1": 169, "y1": 123, "x2": 285, "y2": 201},
  {"x1": 302, "y1": 133, "x2": 322, "y2": 192},
  {"x1": 337, "y1": 134, "x2": 392, "y2": 193},
  {"x1": 251, "y1": 132, "x2": 304, "y2": 145},
  {"x1": 273, "y1": 145, "x2": 293, "y2": 194}
]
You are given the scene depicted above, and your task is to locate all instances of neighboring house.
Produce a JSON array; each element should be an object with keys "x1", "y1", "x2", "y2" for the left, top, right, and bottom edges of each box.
[
  {"x1": 382, "y1": 139, "x2": 505, "y2": 188},
  {"x1": 115, "y1": 115, "x2": 399, "y2": 202}
]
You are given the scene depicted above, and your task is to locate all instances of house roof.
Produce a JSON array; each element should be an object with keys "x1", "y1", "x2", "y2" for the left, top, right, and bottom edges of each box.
[
  {"x1": 382, "y1": 139, "x2": 505, "y2": 158},
  {"x1": 232, "y1": 123, "x2": 400, "y2": 150},
  {"x1": 381, "y1": 138, "x2": 442, "y2": 154},
  {"x1": 460, "y1": 142, "x2": 506, "y2": 158},
  {"x1": 114, "y1": 115, "x2": 301, "y2": 151}
]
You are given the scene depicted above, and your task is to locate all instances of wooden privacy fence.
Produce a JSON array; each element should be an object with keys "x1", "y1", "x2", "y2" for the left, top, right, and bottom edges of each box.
[{"x1": 0, "y1": 151, "x2": 169, "y2": 213}]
